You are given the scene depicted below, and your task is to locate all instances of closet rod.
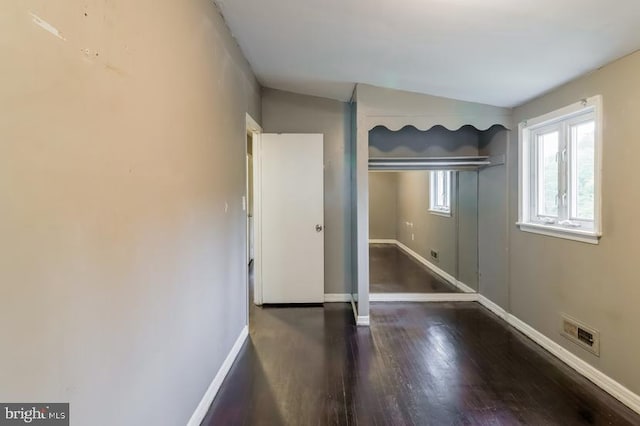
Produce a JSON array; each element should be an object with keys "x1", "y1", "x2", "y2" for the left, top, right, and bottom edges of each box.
[{"x1": 369, "y1": 156, "x2": 491, "y2": 171}]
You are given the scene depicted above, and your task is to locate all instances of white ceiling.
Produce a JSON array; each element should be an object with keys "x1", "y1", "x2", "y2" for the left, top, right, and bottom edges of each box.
[{"x1": 216, "y1": 0, "x2": 640, "y2": 107}]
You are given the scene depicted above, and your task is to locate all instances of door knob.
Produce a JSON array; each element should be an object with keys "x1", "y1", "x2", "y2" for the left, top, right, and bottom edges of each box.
[{"x1": 315, "y1": 224, "x2": 323, "y2": 232}]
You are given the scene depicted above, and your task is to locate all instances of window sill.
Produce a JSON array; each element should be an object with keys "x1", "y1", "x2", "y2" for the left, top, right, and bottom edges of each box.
[
  {"x1": 429, "y1": 209, "x2": 452, "y2": 218},
  {"x1": 516, "y1": 222, "x2": 600, "y2": 245}
]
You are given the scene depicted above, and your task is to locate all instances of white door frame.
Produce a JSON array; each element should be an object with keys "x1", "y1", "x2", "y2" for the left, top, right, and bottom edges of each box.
[{"x1": 245, "y1": 113, "x2": 262, "y2": 308}]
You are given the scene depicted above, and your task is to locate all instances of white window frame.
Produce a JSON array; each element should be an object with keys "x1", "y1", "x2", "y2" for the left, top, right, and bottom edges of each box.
[
  {"x1": 518, "y1": 95, "x2": 603, "y2": 244},
  {"x1": 429, "y1": 170, "x2": 452, "y2": 217}
]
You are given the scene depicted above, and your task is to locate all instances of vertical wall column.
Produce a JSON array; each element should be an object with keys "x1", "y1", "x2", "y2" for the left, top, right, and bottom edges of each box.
[
  {"x1": 355, "y1": 118, "x2": 370, "y2": 323},
  {"x1": 478, "y1": 129, "x2": 510, "y2": 309}
]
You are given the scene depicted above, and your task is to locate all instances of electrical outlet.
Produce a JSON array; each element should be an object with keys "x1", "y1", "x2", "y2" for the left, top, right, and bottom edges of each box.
[
  {"x1": 411, "y1": 233, "x2": 414, "y2": 241},
  {"x1": 430, "y1": 249, "x2": 439, "y2": 262}
]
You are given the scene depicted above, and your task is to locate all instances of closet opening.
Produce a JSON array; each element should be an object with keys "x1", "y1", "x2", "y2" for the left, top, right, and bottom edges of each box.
[{"x1": 367, "y1": 124, "x2": 506, "y2": 302}]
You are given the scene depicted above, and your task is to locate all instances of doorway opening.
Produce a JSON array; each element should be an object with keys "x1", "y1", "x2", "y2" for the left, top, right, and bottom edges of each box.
[
  {"x1": 245, "y1": 114, "x2": 261, "y2": 321},
  {"x1": 247, "y1": 133, "x2": 255, "y2": 267}
]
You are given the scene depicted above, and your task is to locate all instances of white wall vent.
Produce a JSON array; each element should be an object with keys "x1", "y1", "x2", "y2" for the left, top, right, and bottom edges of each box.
[{"x1": 561, "y1": 315, "x2": 600, "y2": 356}]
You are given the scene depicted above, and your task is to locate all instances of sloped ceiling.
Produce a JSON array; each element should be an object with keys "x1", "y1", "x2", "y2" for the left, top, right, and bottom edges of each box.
[{"x1": 216, "y1": 0, "x2": 640, "y2": 107}]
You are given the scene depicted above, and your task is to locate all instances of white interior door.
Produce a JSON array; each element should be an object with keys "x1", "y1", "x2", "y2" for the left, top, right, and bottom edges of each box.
[
  {"x1": 248, "y1": 216, "x2": 254, "y2": 261},
  {"x1": 260, "y1": 133, "x2": 324, "y2": 303},
  {"x1": 246, "y1": 152, "x2": 255, "y2": 263}
]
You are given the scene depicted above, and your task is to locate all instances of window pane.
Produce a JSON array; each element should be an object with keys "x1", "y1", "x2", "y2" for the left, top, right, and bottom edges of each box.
[
  {"x1": 537, "y1": 131, "x2": 559, "y2": 217},
  {"x1": 429, "y1": 171, "x2": 450, "y2": 213},
  {"x1": 436, "y1": 171, "x2": 444, "y2": 206},
  {"x1": 571, "y1": 121, "x2": 595, "y2": 220},
  {"x1": 443, "y1": 172, "x2": 450, "y2": 208}
]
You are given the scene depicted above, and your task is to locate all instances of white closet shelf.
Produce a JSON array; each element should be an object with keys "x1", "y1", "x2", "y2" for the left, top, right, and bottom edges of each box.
[{"x1": 368, "y1": 155, "x2": 505, "y2": 171}]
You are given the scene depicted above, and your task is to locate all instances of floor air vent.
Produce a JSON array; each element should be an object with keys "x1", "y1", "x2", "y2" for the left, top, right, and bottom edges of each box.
[{"x1": 562, "y1": 315, "x2": 600, "y2": 356}]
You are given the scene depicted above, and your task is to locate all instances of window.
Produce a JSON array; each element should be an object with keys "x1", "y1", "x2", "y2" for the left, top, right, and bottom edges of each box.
[
  {"x1": 429, "y1": 170, "x2": 451, "y2": 216},
  {"x1": 518, "y1": 95, "x2": 602, "y2": 244}
]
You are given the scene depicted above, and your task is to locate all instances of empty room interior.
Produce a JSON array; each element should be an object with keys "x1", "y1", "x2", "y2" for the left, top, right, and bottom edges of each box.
[{"x1": 3, "y1": 0, "x2": 640, "y2": 425}]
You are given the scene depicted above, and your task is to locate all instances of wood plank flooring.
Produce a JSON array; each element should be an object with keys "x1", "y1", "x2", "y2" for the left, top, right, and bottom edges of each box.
[
  {"x1": 201, "y1": 301, "x2": 640, "y2": 425},
  {"x1": 370, "y1": 244, "x2": 460, "y2": 293}
]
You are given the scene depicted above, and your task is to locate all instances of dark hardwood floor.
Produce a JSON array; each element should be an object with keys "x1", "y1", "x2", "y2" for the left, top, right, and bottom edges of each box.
[
  {"x1": 370, "y1": 244, "x2": 460, "y2": 293},
  {"x1": 201, "y1": 300, "x2": 640, "y2": 425}
]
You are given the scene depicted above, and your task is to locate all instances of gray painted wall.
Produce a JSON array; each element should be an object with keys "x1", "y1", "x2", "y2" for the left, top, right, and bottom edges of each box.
[
  {"x1": 0, "y1": 2, "x2": 260, "y2": 425},
  {"x1": 396, "y1": 171, "x2": 458, "y2": 278},
  {"x1": 457, "y1": 171, "x2": 479, "y2": 291},
  {"x1": 261, "y1": 88, "x2": 352, "y2": 294},
  {"x1": 509, "y1": 51, "x2": 640, "y2": 395},
  {"x1": 369, "y1": 170, "x2": 479, "y2": 290},
  {"x1": 478, "y1": 128, "x2": 510, "y2": 307},
  {"x1": 369, "y1": 172, "x2": 398, "y2": 240}
]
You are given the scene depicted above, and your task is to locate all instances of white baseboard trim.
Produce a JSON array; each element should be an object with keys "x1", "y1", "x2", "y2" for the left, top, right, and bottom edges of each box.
[
  {"x1": 454, "y1": 280, "x2": 476, "y2": 294},
  {"x1": 357, "y1": 315, "x2": 370, "y2": 326},
  {"x1": 350, "y1": 296, "x2": 358, "y2": 324},
  {"x1": 394, "y1": 240, "x2": 455, "y2": 286},
  {"x1": 393, "y1": 240, "x2": 475, "y2": 294},
  {"x1": 369, "y1": 239, "x2": 397, "y2": 244},
  {"x1": 324, "y1": 293, "x2": 352, "y2": 302},
  {"x1": 476, "y1": 295, "x2": 640, "y2": 415},
  {"x1": 508, "y1": 315, "x2": 640, "y2": 414},
  {"x1": 371, "y1": 292, "x2": 479, "y2": 302},
  {"x1": 349, "y1": 294, "x2": 370, "y2": 326},
  {"x1": 186, "y1": 325, "x2": 249, "y2": 426},
  {"x1": 477, "y1": 294, "x2": 509, "y2": 321}
]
